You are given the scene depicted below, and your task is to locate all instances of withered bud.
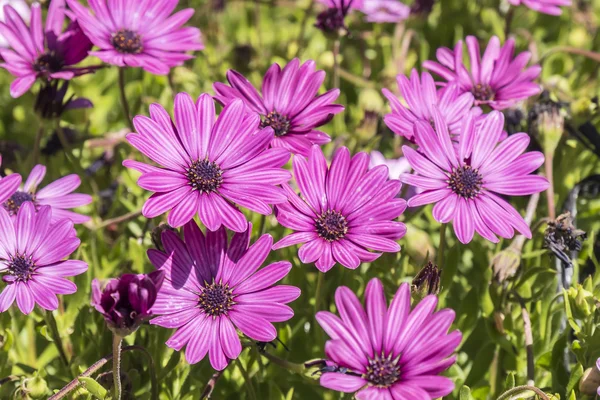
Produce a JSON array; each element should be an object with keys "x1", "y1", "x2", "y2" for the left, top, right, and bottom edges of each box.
[
  {"x1": 492, "y1": 247, "x2": 521, "y2": 282},
  {"x1": 151, "y1": 223, "x2": 177, "y2": 251},
  {"x1": 411, "y1": 261, "x2": 441, "y2": 297},
  {"x1": 579, "y1": 363, "x2": 600, "y2": 396},
  {"x1": 544, "y1": 212, "x2": 586, "y2": 267}
]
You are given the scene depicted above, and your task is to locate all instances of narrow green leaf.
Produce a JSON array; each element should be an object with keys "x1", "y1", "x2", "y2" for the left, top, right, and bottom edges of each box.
[{"x1": 78, "y1": 377, "x2": 108, "y2": 399}]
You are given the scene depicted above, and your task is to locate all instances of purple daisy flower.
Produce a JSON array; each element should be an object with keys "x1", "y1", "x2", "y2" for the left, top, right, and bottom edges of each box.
[
  {"x1": 213, "y1": 58, "x2": 344, "y2": 156},
  {"x1": 0, "y1": 0, "x2": 93, "y2": 98},
  {"x1": 507, "y1": 0, "x2": 571, "y2": 15},
  {"x1": 149, "y1": 220, "x2": 300, "y2": 370},
  {"x1": 423, "y1": 36, "x2": 541, "y2": 110},
  {"x1": 0, "y1": 157, "x2": 23, "y2": 206},
  {"x1": 0, "y1": 203, "x2": 87, "y2": 315},
  {"x1": 0, "y1": 0, "x2": 30, "y2": 48},
  {"x1": 2, "y1": 164, "x2": 92, "y2": 223},
  {"x1": 382, "y1": 69, "x2": 476, "y2": 142},
  {"x1": 124, "y1": 93, "x2": 291, "y2": 231},
  {"x1": 316, "y1": 278, "x2": 461, "y2": 399},
  {"x1": 401, "y1": 108, "x2": 549, "y2": 244},
  {"x1": 369, "y1": 151, "x2": 410, "y2": 180},
  {"x1": 358, "y1": 0, "x2": 410, "y2": 23},
  {"x1": 273, "y1": 145, "x2": 407, "y2": 272},
  {"x1": 66, "y1": 0, "x2": 204, "y2": 75}
]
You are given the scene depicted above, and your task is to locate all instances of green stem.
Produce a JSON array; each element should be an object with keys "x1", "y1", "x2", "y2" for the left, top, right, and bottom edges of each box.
[
  {"x1": 236, "y1": 358, "x2": 257, "y2": 400},
  {"x1": 118, "y1": 68, "x2": 134, "y2": 132},
  {"x1": 496, "y1": 385, "x2": 550, "y2": 400},
  {"x1": 332, "y1": 38, "x2": 341, "y2": 89},
  {"x1": 314, "y1": 272, "x2": 325, "y2": 313},
  {"x1": 32, "y1": 124, "x2": 45, "y2": 167},
  {"x1": 260, "y1": 351, "x2": 305, "y2": 374},
  {"x1": 112, "y1": 334, "x2": 123, "y2": 400},
  {"x1": 44, "y1": 310, "x2": 69, "y2": 367},
  {"x1": 436, "y1": 223, "x2": 447, "y2": 268},
  {"x1": 504, "y1": 6, "x2": 515, "y2": 39}
]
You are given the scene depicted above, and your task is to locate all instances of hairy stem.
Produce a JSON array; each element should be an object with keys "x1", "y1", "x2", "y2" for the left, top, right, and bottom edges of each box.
[
  {"x1": 200, "y1": 368, "x2": 226, "y2": 399},
  {"x1": 112, "y1": 334, "x2": 123, "y2": 400},
  {"x1": 496, "y1": 385, "x2": 550, "y2": 400},
  {"x1": 544, "y1": 153, "x2": 556, "y2": 220},
  {"x1": 118, "y1": 68, "x2": 134, "y2": 132},
  {"x1": 260, "y1": 350, "x2": 306, "y2": 374}
]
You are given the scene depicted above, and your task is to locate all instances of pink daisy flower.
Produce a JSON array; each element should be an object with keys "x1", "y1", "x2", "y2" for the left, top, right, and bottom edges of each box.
[
  {"x1": 401, "y1": 108, "x2": 549, "y2": 244},
  {"x1": 149, "y1": 220, "x2": 300, "y2": 370},
  {"x1": 507, "y1": 0, "x2": 571, "y2": 15},
  {"x1": 66, "y1": 0, "x2": 204, "y2": 75},
  {"x1": 382, "y1": 69, "x2": 476, "y2": 142},
  {"x1": 0, "y1": 156, "x2": 23, "y2": 207},
  {"x1": 0, "y1": 203, "x2": 87, "y2": 315},
  {"x1": 123, "y1": 93, "x2": 292, "y2": 231},
  {"x1": 0, "y1": 0, "x2": 30, "y2": 48},
  {"x1": 214, "y1": 58, "x2": 344, "y2": 156},
  {"x1": 273, "y1": 145, "x2": 407, "y2": 272},
  {"x1": 2, "y1": 164, "x2": 92, "y2": 223},
  {"x1": 316, "y1": 278, "x2": 461, "y2": 399},
  {"x1": 369, "y1": 151, "x2": 410, "y2": 180},
  {"x1": 0, "y1": 0, "x2": 93, "y2": 97},
  {"x1": 358, "y1": 0, "x2": 410, "y2": 23},
  {"x1": 423, "y1": 36, "x2": 541, "y2": 110}
]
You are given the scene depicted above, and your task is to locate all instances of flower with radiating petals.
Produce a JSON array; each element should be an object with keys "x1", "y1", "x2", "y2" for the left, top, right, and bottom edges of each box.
[
  {"x1": 92, "y1": 271, "x2": 165, "y2": 337},
  {"x1": 66, "y1": 0, "x2": 204, "y2": 75},
  {"x1": 423, "y1": 36, "x2": 541, "y2": 110},
  {"x1": 124, "y1": 93, "x2": 292, "y2": 231},
  {"x1": 401, "y1": 109, "x2": 549, "y2": 244},
  {"x1": 149, "y1": 221, "x2": 300, "y2": 370},
  {"x1": 0, "y1": 203, "x2": 87, "y2": 315},
  {"x1": 273, "y1": 145, "x2": 406, "y2": 272},
  {"x1": 358, "y1": 0, "x2": 410, "y2": 23},
  {"x1": 508, "y1": 0, "x2": 571, "y2": 15},
  {"x1": 0, "y1": 0, "x2": 29, "y2": 48},
  {"x1": 214, "y1": 59, "x2": 343, "y2": 156},
  {"x1": 2, "y1": 164, "x2": 92, "y2": 223},
  {"x1": 369, "y1": 151, "x2": 410, "y2": 180},
  {"x1": 316, "y1": 278, "x2": 460, "y2": 399},
  {"x1": 383, "y1": 69, "x2": 476, "y2": 142},
  {"x1": 0, "y1": 0, "x2": 93, "y2": 97}
]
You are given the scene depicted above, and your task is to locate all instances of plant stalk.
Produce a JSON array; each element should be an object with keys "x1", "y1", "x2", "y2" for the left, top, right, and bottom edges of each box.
[
  {"x1": 437, "y1": 223, "x2": 447, "y2": 268},
  {"x1": 118, "y1": 68, "x2": 134, "y2": 131},
  {"x1": 44, "y1": 310, "x2": 70, "y2": 367},
  {"x1": 112, "y1": 334, "x2": 123, "y2": 400}
]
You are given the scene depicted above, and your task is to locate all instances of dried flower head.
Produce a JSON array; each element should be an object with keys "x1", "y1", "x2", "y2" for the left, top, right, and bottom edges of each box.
[
  {"x1": 544, "y1": 212, "x2": 586, "y2": 266},
  {"x1": 411, "y1": 261, "x2": 441, "y2": 296}
]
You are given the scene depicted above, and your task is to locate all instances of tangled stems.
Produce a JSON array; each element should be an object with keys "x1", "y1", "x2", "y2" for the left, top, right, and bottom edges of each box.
[
  {"x1": 496, "y1": 385, "x2": 550, "y2": 400},
  {"x1": 118, "y1": 68, "x2": 134, "y2": 132},
  {"x1": 44, "y1": 310, "x2": 70, "y2": 367},
  {"x1": 112, "y1": 334, "x2": 123, "y2": 400}
]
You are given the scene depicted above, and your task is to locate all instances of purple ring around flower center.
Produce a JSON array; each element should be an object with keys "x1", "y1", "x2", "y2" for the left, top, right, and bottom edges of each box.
[
  {"x1": 6, "y1": 254, "x2": 36, "y2": 282},
  {"x1": 185, "y1": 160, "x2": 223, "y2": 193},
  {"x1": 261, "y1": 111, "x2": 291, "y2": 137},
  {"x1": 363, "y1": 353, "x2": 402, "y2": 388},
  {"x1": 3, "y1": 191, "x2": 36, "y2": 216},
  {"x1": 34, "y1": 52, "x2": 64, "y2": 74},
  {"x1": 199, "y1": 282, "x2": 235, "y2": 317},
  {"x1": 315, "y1": 210, "x2": 348, "y2": 242},
  {"x1": 448, "y1": 165, "x2": 483, "y2": 199},
  {"x1": 111, "y1": 29, "x2": 144, "y2": 54},
  {"x1": 472, "y1": 83, "x2": 495, "y2": 102}
]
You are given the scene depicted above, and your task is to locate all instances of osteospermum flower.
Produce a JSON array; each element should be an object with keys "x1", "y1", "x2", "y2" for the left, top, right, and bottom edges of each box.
[
  {"x1": 508, "y1": 0, "x2": 571, "y2": 15},
  {"x1": 0, "y1": 203, "x2": 87, "y2": 314},
  {"x1": 124, "y1": 93, "x2": 291, "y2": 231},
  {"x1": 214, "y1": 59, "x2": 344, "y2": 156},
  {"x1": 66, "y1": 0, "x2": 204, "y2": 75},
  {"x1": 149, "y1": 221, "x2": 300, "y2": 370},
  {"x1": 369, "y1": 151, "x2": 410, "y2": 180},
  {"x1": 358, "y1": 0, "x2": 410, "y2": 23},
  {"x1": 423, "y1": 36, "x2": 541, "y2": 110},
  {"x1": 0, "y1": 0, "x2": 93, "y2": 97},
  {"x1": 273, "y1": 145, "x2": 406, "y2": 272},
  {"x1": 382, "y1": 69, "x2": 476, "y2": 141},
  {"x1": 2, "y1": 164, "x2": 92, "y2": 223},
  {"x1": 401, "y1": 108, "x2": 549, "y2": 244},
  {"x1": 0, "y1": 0, "x2": 29, "y2": 48},
  {"x1": 316, "y1": 279, "x2": 461, "y2": 399}
]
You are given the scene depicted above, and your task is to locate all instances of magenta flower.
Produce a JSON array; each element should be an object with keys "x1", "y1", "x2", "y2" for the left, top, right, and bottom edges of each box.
[
  {"x1": 508, "y1": 0, "x2": 571, "y2": 15},
  {"x1": 358, "y1": 0, "x2": 410, "y2": 23},
  {"x1": 0, "y1": 0, "x2": 93, "y2": 97},
  {"x1": 316, "y1": 279, "x2": 461, "y2": 399},
  {"x1": 273, "y1": 145, "x2": 406, "y2": 272},
  {"x1": 214, "y1": 59, "x2": 343, "y2": 156},
  {"x1": 124, "y1": 93, "x2": 291, "y2": 231},
  {"x1": 0, "y1": 203, "x2": 87, "y2": 315},
  {"x1": 92, "y1": 271, "x2": 165, "y2": 337},
  {"x1": 423, "y1": 36, "x2": 541, "y2": 110},
  {"x1": 0, "y1": 0, "x2": 30, "y2": 48},
  {"x1": 369, "y1": 151, "x2": 410, "y2": 180},
  {"x1": 66, "y1": 0, "x2": 203, "y2": 75},
  {"x1": 149, "y1": 220, "x2": 300, "y2": 370},
  {"x1": 401, "y1": 109, "x2": 549, "y2": 244},
  {"x1": 2, "y1": 164, "x2": 92, "y2": 223},
  {"x1": 383, "y1": 69, "x2": 476, "y2": 142}
]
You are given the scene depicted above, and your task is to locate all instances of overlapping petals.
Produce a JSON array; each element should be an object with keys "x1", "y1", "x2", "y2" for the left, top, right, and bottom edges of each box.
[{"x1": 507, "y1": 0, "x2": 571, "y2": 15}]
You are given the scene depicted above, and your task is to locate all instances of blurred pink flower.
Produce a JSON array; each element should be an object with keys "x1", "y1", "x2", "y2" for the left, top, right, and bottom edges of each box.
[
  {"x1": 0, "y1": 0, "x2": 29, "y2": 48},
  {"x1": 508, "y1": 0, "x2": 571, "y2": 15}
]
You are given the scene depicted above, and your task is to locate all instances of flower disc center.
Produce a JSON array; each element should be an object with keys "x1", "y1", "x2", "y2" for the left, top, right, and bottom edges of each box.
[
  {"x1": 199, "y1": 282, "x2": 234, "y2": 317},
  {"x1": 472, "y1": 84, "x2": 495, "y2": 102},
  {"x1": 315, "y1": 210, "x2": 348, "y2": 242},
  {"x1": 7, "y1": 254, "x2": 35, "y2": 282},
  {"x1": 261, "y1": 111, "x2": 291, "y2": 137},
  {"x1": 364, "y1": 354, "x2": 401, "y2": 388},
  {"x1": 448, "y1": 165, "x2": 483, "y2": 199},
  {"x1": 34, "y1": 52, "x2": 64, "y2": 73},
  {"x1": 111, "y1": 29, "x2": 143, "y2": 54},
  {"x1": 185, "y1": 160, "x2": 223, "y2": 193},
  {"x1": 3, "y1": 191, "x2": 35, "y2": 216}
]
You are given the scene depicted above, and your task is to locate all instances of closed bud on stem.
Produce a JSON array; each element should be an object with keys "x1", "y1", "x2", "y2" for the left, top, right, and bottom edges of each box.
[
  {"x1": 411, "y1": 261, "x2": 441, "y2": 298},
  {"x1": 566, "y1": 285, "x2": 595, "y2": 320},
  {"x1": 579, "y1": 360, "x2": 600, "y2": 396},
  {"x1": 492, "y1": 247, "x2": 521, "y2": 282},
  {"x1": 21, "y1": 375, "x2": 49, "y2": 399}
]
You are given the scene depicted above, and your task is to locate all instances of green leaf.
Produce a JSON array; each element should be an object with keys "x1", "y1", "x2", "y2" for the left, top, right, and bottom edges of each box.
[
  {"x1": 78, "y1": 377, "x2": 108, "y2": 399},
  {"x1": 504, "y1": 372, "x2": 516, "y2": 390},
  {"x1": 566, "y1": 363, "x2": 584, "y2": 394},
  {"x1": 460, "y1": 385, "x2": 472, "y2": 400}
]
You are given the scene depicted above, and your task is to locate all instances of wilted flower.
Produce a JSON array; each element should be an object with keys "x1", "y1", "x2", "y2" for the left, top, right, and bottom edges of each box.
[
  {"x1": 316, "y1": 279, "x2": 460, "y2": 399},
  {"x1": 544, "y1": 212, "x2": 586, "y2": 266},
  {"x1": 124, "y1": 93, "x2": 291, "y2": 230},
  {"x1": 214, "y1": 59, "x2": 344, "y2": 156},
  {"x1": 491, "y1": 246, "x2": 522, "y2": 282},
  {"x1": 411, "y1": 261, "x2": 441, "y2": 296},
  {"x1": 34, "y1": 80, "x2": 93, "y2": 120},
  {"x1": 401, "y1": 109, "x2": 549, "y2": 244},
  {"x1": 67, "y1": 0, "x2": 204, "y2": 75},
  {"x1": 507, "y1": 0, "x2": 571, "y2": 15},
  {"x1": 91, "y1": 271, "x2": 165, "y2": 337},
  {"x1": 273, "y1": 145, "x2": 407, "y2": 272},
  {"x1": 0, "y1": 0, "x2": 93, "y2": 97},
  {"x1": 0, "y1": 203, "x2": 87, "y2": 315},
  {"x1": 149, "y1": 221, "x2": 300, "y2": 370},
  {"x1": 0, "y1": 0, "x2": 29, "y2": 48},
  {"x1": 423, "y1": 36, "x2": 541, "y2": 110}
]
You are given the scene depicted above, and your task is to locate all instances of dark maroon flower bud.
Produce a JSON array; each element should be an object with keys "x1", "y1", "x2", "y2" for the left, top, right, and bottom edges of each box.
[
  {"x1": 315, "y1": 7, "x2": 347, "y2": 35},
  {"x1": 411, "y1": 261, "x2": 441, "y2": 297},
  {"x1": 91, "y1": 271, "x2": 165, "y2": 337},
  {"x1": 35, "y1": 80, "x2": 93, "y2": 120}
]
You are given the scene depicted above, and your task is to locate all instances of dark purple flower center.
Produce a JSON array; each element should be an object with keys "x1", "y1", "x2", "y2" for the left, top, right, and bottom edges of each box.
[
  {"x1": 261, "y1": 111, "x2": 291, "y2": 137},
  {"x1": 448, "y1": 165, "x2": 483, "y2": 199},
  {"x1": 185, "y1": 160, "x2": 223, "y2": 193},
  {"x1": 7, "y1": 254, "x2": 35, "y2": 282},
  {"x1": 199, "y1": 282, "x2": 234, "y2": 317},
  {"x1": 315, "y1": 8, "x2": 346, "y2": 33},
  {"x1": 111, "y1": 29, "x2": 143, "y2": 54},
  {"x1": 315, "y1": 210, "x2": 348, "y2": 242},
  {"x1": 472, "y1": 84, "x2": 495, "y2": 102},
  {"x1": 364, "y1": 353, "x2": 401, "y2": 388},
  {"x1": 3, "y1": 191, "x2": 36, "y2": 216},
  {"x1": 34, "y1": 52, "x2": 64, "y2": 73}
]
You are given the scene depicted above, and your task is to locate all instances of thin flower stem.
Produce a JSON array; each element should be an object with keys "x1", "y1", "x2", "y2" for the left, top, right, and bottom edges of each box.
[
  {"x1": 314, "y1": 272, "x2": 325, "y2": 313},
  {"x1": 496, "y1": 385, "x2": 550, "y2": 400},
  {"x1": 112, "y1": 334, "x2": 123, "y2": 400},
  {"x1": 43, "y1": 310, "x2": 70, "y2": 367},
  {"x1": 200, "y1": 368, "x2": 226, "y2": 399},
  {"x1": 236, "y1": 358, "x2": 257, "y2": 400},
  {"x1": 32, "y1": 124, "x2": 45, "y2": 167},
  {"x1": 259, "y1": 350, "x2": 306, "y2": 374},
  {"x1": 93, "y1": 209, "x2": 143, "y2": 230},
  {"x1": 118, "y1": 68, "x2": 134, "y2": 132},
  {"x1": 511, "y1": 292, "x2": 535, "y2": 386},
  {"x1": 504, "y1": 6, "x2": 515, "y2": 39},
  {"x1": 436, "y1": 223, "x2": 447, "y2": 268},
  {"x1": 544, "y1": 153, "x2": 556, "y2": 220},
  {"x1": 332, "y1": 38, "x2": 341, "y2": 89}
]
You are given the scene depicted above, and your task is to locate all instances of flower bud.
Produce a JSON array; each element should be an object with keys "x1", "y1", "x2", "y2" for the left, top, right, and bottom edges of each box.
[
  {"x1": 22, "y1": 375, "x2": 49, "y2": 400},
  {"x1": 579, "y1": 360, "x2": 600, "y2": 396},
  {"x1": 411, "y1": 261, "x2": 441, "y2": 298},
  {"x1": 492, "y1": 247, "x2": 521, "y2": 282}
]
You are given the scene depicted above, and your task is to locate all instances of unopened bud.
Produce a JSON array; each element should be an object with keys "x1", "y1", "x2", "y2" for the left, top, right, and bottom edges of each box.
[
  {"x1": 492, "y1": 247, "x2": 521, "y2": 282},
  {"x1": 22, "y1": 376, "x2": 49, "y2": 399}
]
